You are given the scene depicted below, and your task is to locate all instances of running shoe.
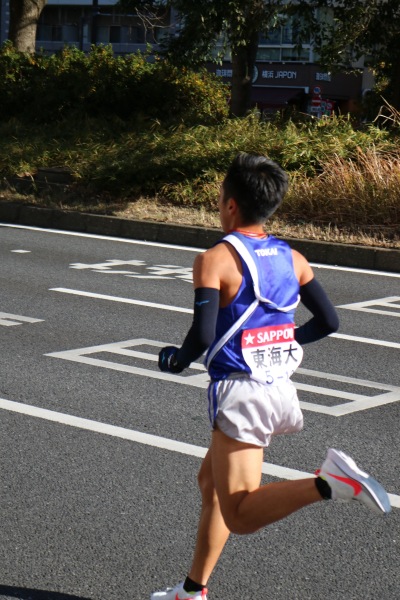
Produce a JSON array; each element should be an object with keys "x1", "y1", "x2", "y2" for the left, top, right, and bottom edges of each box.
[
  {"x1": 150, "y1": 582, "x2": 208, "y2": 600},
  {"x1": 316, "y1": 448, "x2": 391, "y2": 514}
]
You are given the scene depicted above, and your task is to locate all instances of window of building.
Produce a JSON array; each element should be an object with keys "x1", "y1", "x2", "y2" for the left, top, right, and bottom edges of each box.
[
  {"x1": 121, "y1": 26, "x2": 146, "y2": 44},
  {"x1": 256, "y1": 47, "x2": 281, "y2": 61},
  {"x1": 259, "y1": 29, "x2": 281, "y2": 46},
  {"x1": 109, "y1": 25, "x2": 121, "y2": 44},
  {"x1": 96, "y1": 24, "x2": 146, "y2": 45},
  {"x1": 281, "y1": 46, "x2": 310, "y2": 62},
  {"x1": 37, "y1": 6, "x2": 80, "y2": 43},
  {"x1": 37, "y1": 24, "x2": 62, "y2": 42},
  {"x1": 258, "y1": 17, "x2": 312, "y2": 63}
]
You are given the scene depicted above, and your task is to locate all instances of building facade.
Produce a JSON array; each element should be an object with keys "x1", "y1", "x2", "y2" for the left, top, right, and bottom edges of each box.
[
  {"x1": 209, "y1": 15, "x2": 370, "y2": 116},
  {"x1": 0, "y1": 0, "x2": 373, "y2": 116},
  {"x1": 212, "y1": 62, "x2": 365, "y2": 116},
  {"x1": 0, "y1": 0, "x2": 10, "y2": 48}
]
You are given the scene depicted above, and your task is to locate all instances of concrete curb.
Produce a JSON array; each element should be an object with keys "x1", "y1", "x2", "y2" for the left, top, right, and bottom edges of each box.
[{"x1": 1, "y1": 201, "x2": 399, "y2": 273}]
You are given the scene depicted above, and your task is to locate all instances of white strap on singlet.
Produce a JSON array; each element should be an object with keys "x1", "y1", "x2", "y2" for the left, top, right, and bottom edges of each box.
[
  {"x1": 205, "y1": 234, "x2": 300, "y2": 369},
  {"x1": 206, "y1": 297, "x2": 259, "y2": 368},
  {"x1": 224, "y1": 234, "x2": 300, "y2": 311}
]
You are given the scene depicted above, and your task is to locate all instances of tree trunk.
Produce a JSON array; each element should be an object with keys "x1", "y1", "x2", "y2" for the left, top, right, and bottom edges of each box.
[
  {"x1": 230, "y1": 30, "x2": 259, "y2": 117},
  {"x1": 9, "y1": 0, "x2": 47, "y2": 53}
]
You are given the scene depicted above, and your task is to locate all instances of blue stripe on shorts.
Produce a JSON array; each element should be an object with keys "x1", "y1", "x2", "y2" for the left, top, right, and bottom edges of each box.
[{"x1": 208, "y1": 381, "x2": 219, "y2": 426}]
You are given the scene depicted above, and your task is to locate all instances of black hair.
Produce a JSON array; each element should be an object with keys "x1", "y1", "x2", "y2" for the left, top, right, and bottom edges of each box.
[{"x1": 222, "y1": 153, "x2": 289, "y2": 224}]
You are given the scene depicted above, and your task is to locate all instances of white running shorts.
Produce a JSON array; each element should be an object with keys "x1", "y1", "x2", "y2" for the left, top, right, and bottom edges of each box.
[{"x1": 208, "y1": 374, "x2": 303, "y2": 447}]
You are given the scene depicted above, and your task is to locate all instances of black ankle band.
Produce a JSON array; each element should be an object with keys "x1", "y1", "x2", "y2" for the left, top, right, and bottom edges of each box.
[
  {"x1": 184, "y1": 576, "x2": 204, "y2": 593},
  {"x1": 315, "y1": 476, "x2": 332, "y2": 500}
]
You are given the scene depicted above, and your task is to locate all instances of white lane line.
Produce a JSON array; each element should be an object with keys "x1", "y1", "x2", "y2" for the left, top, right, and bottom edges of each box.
[
  {"x1": 2, "y1": 224, "x2": 400, "y2": 277},
  {"x1": 0, "y1": 224, "x2": 203, "y2": 252},
  {"x1": 330, "y1": 333, "x2": 400, "y2": 349},
  {"x1": 1, "y1": 396, "x2": 398, "y2": 508},
  {"x1": 310, "y1": 263, "x2": 400, "y2": 278},
  {"x1": 50, "y1": 288, "x2": 192, "y2": 314},
  {"x1": 50, "y1": 288, "x2": 400, "y2": 349}
]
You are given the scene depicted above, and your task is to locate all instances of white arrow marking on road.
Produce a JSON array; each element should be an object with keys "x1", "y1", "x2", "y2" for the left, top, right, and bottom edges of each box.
[
  {"x1": 0, "y1": 312, "x2": 44, "y2": 327},
  {"x1": 338, "y1": 296, "x2": 400, "y2": 318},
  {"x1": 0, "y1": 396, "x2": 398, "y2": 509}
]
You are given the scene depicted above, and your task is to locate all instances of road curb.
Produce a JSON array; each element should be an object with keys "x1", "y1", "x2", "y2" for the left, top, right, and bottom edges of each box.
[{"x1": 1, "y1": 201, "x2": 399, "y2": 273}]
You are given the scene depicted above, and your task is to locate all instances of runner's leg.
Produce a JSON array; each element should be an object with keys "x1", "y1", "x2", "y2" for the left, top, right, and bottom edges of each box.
[
  {"x1": 211, "y1": 428, "x2": 322, "y2": 535},
  {"x1": 188, "y1": 450, "x2": 230, "y2": 585}
]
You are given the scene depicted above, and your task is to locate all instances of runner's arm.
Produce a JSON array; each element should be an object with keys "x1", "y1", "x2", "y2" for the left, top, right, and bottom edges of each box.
[
  {"x1": 158, "y1": 251, "x2": 220, "y2": 373},
  {"x1": 295, "y1": 278, "x2": 339, "y2": 344},
  {"x1": 158, "y1": 288, "x2": 219, "y2": 372},
  {"x1": 177, "y1": 287, "x2": 219, "y2": 365}
]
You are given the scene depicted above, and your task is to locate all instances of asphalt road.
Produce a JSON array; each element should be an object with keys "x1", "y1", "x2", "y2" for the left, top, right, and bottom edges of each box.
[{"x1": 0, "y1": 223, "x2": 399, "y2": 600}]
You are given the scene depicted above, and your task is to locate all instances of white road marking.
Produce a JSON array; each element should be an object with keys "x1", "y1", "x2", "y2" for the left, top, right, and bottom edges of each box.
[
  {"x1": 45, "y1": 338, "x2": 400, "y2": 416},
  {"x1": 338, "y1": 296, "x2": 400, "y2": 318},
  {"x1": 50, "y1": 288, "x2": 193, "y2": 313},
  {"x1": 329, "y1": 332, "x2": 400, "y2": 349},
  {"x1": 70, "y1": 259, "x2": 145, "y2": 270},
  {"x1": 2, "y1": 224, "x2": 400, "y2": 278},
  {"x1": 50, "y1": 288, "x2": 400, "y2": 349},
  {"x1": 0, "y1": 396, "x2": 398, "y2": 508},
  {"x1": 2, "y1": 224, "x2": 399, "y2": 505},
  {"x1": 0, "y1": 312, "x2": 44, "y2": 327},
  {"x1": 69, "y1": 259, "x2": 193, "y2": 282},
  {"x1": 310, "y1": 263, "x2": 400, "y2": 278},
  {"x1": 0, "y1": 224, "x2": 203, "y2": 252},
  {"x1": 11, "y1": 249, "x2": 31, "y2": 253}
]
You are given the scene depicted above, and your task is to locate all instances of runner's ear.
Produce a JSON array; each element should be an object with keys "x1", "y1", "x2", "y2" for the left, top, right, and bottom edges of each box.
[{"x1": 228, "y1": 197, "x2": 239, "y2": 215}]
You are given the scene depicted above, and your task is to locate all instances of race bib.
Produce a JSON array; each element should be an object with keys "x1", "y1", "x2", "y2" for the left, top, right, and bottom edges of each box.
[{"x1": 241, "y1": 323, "x2": 303, "y2": 384}]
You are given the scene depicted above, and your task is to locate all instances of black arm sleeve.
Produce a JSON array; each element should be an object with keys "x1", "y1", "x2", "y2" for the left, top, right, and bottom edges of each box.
[
  {"x1": 175, "y1": 287, "x2": 220, "y2": 368},
  {"x1": 295, "y1": 278, "x2": 339, "y2": 345}
]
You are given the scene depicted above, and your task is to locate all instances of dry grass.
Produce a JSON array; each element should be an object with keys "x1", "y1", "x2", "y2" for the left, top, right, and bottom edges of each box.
[
  {"x1": 284, "y1": 148, "x2": 400, "y2": 228},
  {"x1": 1, "y1": 188, "x2": 399, "y2": 249},
  {"x1": 114, "y1": 197, "x2": 399, "y2": 249}
]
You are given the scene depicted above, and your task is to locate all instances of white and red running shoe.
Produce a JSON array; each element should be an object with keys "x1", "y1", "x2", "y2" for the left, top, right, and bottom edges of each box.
[
  {"x1": 317, "y1": 448, "x2": 391, "y2": 514},
  {"x1": 150, "y1": 582, "x2": 208, "y2": 600}
]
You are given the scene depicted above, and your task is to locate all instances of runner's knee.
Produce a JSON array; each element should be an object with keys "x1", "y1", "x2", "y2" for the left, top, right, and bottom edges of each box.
[
  {"x1": 216, "y1": 491, "x2": 259, "y2": 535},
  {"x1": 221, "y1": 507, "x2": 258, "y2": 535}
]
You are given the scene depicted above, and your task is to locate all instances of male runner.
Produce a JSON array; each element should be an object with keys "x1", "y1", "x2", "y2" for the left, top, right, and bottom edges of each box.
[{"x1": 151, "y1": 153, "x2": 391, "y2": 600}]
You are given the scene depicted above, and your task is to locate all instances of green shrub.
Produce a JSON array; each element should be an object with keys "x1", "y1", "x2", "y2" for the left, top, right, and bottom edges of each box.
[
  {"x1": 0, "y1": 42, "x2": 39, "y2": 116},
  {"x1": 0, "y1": 43, "x2": 229, "y2": 125}
]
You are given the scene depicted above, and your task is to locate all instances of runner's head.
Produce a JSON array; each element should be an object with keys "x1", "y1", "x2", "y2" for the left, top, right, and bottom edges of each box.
[{"x1": 222, "y1": 153, "x2": 289, "y2": 225}]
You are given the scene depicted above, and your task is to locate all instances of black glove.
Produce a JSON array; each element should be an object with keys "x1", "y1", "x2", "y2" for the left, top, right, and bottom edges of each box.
[{"x1": 158, "y1": 346, "x2": 184, "y2": 373}]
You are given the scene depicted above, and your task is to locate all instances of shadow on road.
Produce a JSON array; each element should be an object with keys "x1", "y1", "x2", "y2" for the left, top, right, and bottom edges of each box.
[{"x1": 0, "y1": 587, "x2": 92, "y2": 600}]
